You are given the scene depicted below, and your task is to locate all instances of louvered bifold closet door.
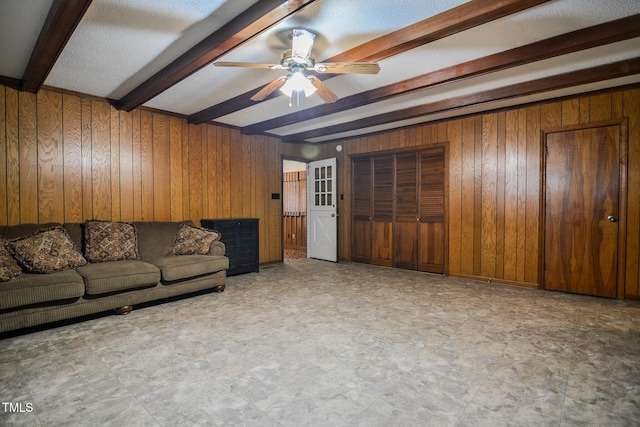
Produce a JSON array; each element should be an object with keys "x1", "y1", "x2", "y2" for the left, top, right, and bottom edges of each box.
[
  {"x1": 394, "y1": 152, "x2": 419, "y2": 269},
  {"x1": 351, "y1": 157, "x2": 372, "y2": 263},
  {"x1": 419, "y1": 147, "x2": 446, "y2": 273},
  {"x1": 372, "y1": 155, "x2": 394, "y2": 266}
]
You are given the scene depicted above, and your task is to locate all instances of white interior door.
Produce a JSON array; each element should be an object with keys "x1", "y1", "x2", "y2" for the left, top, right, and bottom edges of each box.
[{"x1": 307, "y1": 158, "x2": 337, "y2": 262}]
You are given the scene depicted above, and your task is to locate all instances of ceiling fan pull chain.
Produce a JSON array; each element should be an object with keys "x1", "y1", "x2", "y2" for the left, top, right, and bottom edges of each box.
[{"x1": 289, "y1": 90, "x2": 301, "y2": 107}]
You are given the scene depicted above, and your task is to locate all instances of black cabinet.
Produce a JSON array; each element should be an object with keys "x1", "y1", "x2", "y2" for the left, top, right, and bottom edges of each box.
[{"x1": 201, "y1": 218, "x2": 259, "y2": 276}]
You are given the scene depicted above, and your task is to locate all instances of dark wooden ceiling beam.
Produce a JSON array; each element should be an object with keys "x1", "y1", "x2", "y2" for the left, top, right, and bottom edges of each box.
[
  {"x1": 0, "y1": 76, "x2": 22, "y2": 91},
  {"x1": 114, "y1": 0, "x2": 317, "y2": 112},
  {"x1": 280, "y1": 57, "x2": 640, "y2": 143},
  {"x1": 243, "y1": 14, "x2": 640, "y2": 135},
  {"x1": 21, "y1": 0, "x2": 93, "y2": 93},
  {"x1": 189, "y1": 0, "x2": 551, "y2": 124},
  {"x1": 322, "y1": 0, "x2": 550, "y2": 64}
]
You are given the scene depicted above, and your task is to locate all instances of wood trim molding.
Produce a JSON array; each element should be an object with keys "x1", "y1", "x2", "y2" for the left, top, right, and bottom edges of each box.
[
  {"x1": 348, "y1": 141, "x2": 448, "y2": 160},
  {"x1": 280, "y1": 58, "x2": 640, "y2": 143},
  {"x1": 540, "y1": 118, "x2": 629, "y2": 135},
  {"x1": 21, "y1": 0, "x2": 92, "y2": 93},
  {"x1": 0, "y1": 75, "x2": 22, "y2": 90},
  {"x1": 114, "y1": 0, "x2": 317, "y2": 112},
  {"x1": 618, "y1": 118, "x2": 629, "y2": 299},
  {"x1": 449, "y1": 273, "x2": 540, "y2": 289},
  {"x1": 243, "y1": 14, "x2": 640, "y2": 135},
  {"x1": 189, "y1": 0, "x2": 551, "y2": 124}
]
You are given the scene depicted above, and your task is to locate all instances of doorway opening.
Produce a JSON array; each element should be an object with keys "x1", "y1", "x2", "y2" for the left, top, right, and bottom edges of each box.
[{"x1": 283, "y1": 159, "x2": 307, "y2": 261}]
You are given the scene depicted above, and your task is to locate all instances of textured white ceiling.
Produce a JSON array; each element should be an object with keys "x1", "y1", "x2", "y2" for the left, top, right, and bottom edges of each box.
[
  {"x1": 209, "y1": 0, "x2": 640, "y2": 130},
  {"x1": 146, "y1": 0, "x2": 470, "y2": 115},
  {"x1": 268, "y1": 38, "x2": 640, "y2": 135},
  {"x1": 46, "y1": 0, "x2": 261, "y2": 99},
  {"x1": 0, "y1": 0, "x2": 54, "y2": 77},
  {"x1": 1, "y1": 0, "x2": 639, "y2": 143}
]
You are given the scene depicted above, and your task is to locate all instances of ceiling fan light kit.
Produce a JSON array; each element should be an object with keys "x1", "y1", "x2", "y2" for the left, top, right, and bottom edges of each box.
[
  {"x1": 214, "y1": 28, "x2": 380, "y2": 105},
  {"x1": 280, "y1": 68, "x2": 316, "y2": 97}
]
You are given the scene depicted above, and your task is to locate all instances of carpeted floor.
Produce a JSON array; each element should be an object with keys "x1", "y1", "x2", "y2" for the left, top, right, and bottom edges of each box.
[{"x1": 1, "y1": 259, "x2": 639, "y2": 426}]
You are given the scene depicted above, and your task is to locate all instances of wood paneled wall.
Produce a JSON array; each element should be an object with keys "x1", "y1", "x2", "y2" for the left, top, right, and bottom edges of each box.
[
  {"x1": 0, "y1": 85, "x2": 288, "y2": 264},
  {"x1": 283, "y1": 215, "x2": 306, "y2": 250},
  {"x1": 319, "y1": 87, "x2": 640, "y2": 298},
  {"x1": 2, "y1": 83, "x2": 639, "y2": 297},
  {"x1": 283, "y1": 170, "x2": 307, "y2": 250}
]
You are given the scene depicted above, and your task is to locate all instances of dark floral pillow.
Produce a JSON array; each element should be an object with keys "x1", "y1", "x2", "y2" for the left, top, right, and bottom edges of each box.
[
  {"x1": 168, "y1": 223, "x2": 220, "y2": 255},
  {"x1": 0, "y1": 239, "x2": 22, "y2": 281},
  {"x1": 84, "y1": 220, "x2": 139, "y2": 263},
  {"x1": 7, "y1": 227, "x2": 87, "y2": 274}
]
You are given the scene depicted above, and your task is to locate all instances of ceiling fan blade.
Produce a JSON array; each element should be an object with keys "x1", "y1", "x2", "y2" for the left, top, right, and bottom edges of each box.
[
  {"x1": 214, "y1": 61, "x2": 285, "y2": 70},
  {"x1": 314, "y1": 62, "x2": 381, "y2": 74},
  {"x1": 309, "y1": 77, "x2": 338, "y2": 103},
  {"x1": 251, "y1": 77, "x2": 287, "y2": 101},
  {"x1": 291, "y1": 29, "x2": 315, "y2": 59}
]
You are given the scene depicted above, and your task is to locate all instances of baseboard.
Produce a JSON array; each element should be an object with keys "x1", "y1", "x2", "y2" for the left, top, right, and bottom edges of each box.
[{"x1": 448, "y1": 273, "x2": 540, "y2": 289}]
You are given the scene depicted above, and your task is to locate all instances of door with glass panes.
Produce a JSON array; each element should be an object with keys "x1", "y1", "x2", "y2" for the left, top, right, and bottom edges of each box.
[{"x1": 307, "y1": 158, "x2": 337, "y2": 261}]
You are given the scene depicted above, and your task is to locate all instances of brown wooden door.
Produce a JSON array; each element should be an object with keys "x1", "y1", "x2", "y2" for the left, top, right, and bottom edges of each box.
[
  {"x1": 394, "y1": 152, "x2": 418, "y2": 269},
  {"x1": 372, "y1": 155, "x2": 394, "y2": 266},
  {"x1": 351, "y1": 157, "x2": 372, "y2": 263},
  {"x1": 544, "y1": 125, "x2": 620, "y2": 298},
  {"x1": 418, "y1": 147, "x2": 446, "y2": 273}
]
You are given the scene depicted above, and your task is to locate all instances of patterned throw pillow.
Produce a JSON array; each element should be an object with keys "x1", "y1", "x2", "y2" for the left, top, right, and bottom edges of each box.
[
  {"x1": 0, "y1": 239, "x2": 22, "y2": 281},
  {"x1": 7, "y1": 227, "x2": 87, "y2": 274},
  {"x1": 84, "y1": 220, "x2": 139, "y2": 262},
  {"x1": 168, "y1": 223, "x2": 220, "y2": 255}
]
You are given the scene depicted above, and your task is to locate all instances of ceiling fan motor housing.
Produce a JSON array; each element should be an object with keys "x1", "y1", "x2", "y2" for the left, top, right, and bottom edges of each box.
[{"x1": 280, "y1": 50, "x2": 315, "y2": 68}]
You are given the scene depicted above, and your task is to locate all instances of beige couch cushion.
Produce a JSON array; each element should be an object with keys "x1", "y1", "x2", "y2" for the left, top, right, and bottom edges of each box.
[
  {"x1": 147, "y1": 255, "x2": 229, "y2": 282},
  {"x1": 0, "y1": 270, "x2": 85, "y2": 310},
  {"x1": 133, "y1": 221, "x2": 192, "y2": 259},
  {"x1": 62, "y1": 223, "x2": 84, "y2": 253},
  {"x1": 77, "y1": 260, "x2": 160, "y2": 295}
]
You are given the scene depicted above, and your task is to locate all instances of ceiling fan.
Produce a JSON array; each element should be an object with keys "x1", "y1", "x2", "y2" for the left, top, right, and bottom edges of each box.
[{"x1": 214, "y1": 29, "x2": 380, "y2": 104}]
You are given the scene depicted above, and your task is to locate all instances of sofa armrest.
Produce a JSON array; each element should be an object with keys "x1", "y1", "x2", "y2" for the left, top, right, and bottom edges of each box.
[{"x1": 209, "y1": 241, "x2": 226, "y2": 256}]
